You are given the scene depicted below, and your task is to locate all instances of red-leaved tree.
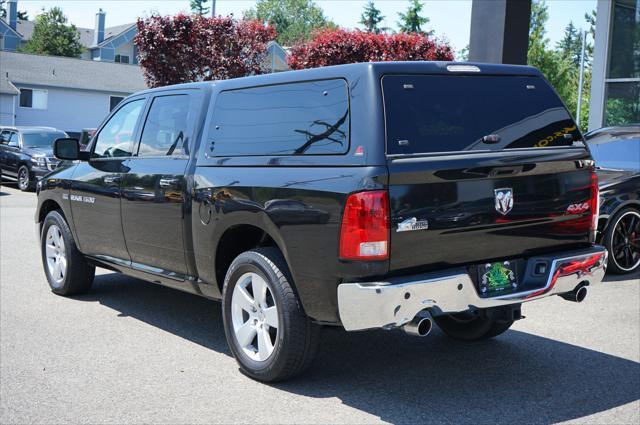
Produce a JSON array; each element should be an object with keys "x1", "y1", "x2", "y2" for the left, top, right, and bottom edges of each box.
[
  {"x1": 135, "y1": 14, "x2": 276, "y2": 88},
  {"x1": 288, "y1": 28, "x2": 454, "y2": 70}
]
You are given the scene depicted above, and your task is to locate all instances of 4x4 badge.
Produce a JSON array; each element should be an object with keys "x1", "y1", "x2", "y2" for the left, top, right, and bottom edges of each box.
[
  {"x1": 397, "y1": 217, "x2": 429, "y2": 232},
  {"x1": 494, "y1": 188, "x2": 514, "y2": 215}
]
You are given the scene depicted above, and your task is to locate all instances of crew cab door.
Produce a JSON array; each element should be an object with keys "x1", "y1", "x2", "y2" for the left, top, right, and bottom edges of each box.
[
  {"x1": 70, "y1": 97, "x2": 146, "y2": 262},
  {"x1": 120, "y1": 91, "x2": 199, "y2": 276},
  {"x1": 0, "y1": 130, "x2": 20, "y2": 176}
]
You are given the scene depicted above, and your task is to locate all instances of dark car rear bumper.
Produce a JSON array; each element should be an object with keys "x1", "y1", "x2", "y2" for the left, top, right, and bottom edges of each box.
[{"x1": 337, "y1": 245, "x2": 607, "y2": 331}]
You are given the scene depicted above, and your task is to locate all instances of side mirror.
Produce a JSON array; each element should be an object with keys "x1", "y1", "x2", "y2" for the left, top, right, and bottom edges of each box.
[{"x1": 53, "y1": 138, "x2": 88, "y2": 161}]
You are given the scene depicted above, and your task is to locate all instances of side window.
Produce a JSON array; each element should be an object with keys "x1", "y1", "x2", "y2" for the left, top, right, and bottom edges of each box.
[
  {"x1": 137, "y1": 95, "x2": 190, "y2": 157},
  {"x1": 209, "y1": 79, "x2": 349, "y2": 156},
  {"x1": 92, "y1": 99, "x2": 145, "y2": 158},
  {"x1": 7, "y1": 132, "x2": 18, "y2": 147},
  {"x1": 0, "y1": 131, "x2": 10, "y2": 145}
]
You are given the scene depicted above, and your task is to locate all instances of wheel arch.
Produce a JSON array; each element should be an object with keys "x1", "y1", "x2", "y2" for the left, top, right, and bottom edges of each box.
[
  {"x1": 598, "y1": 200, "x2": 640, "y2": 238},
  {"x1": 213, "y1": 220, "x2": 292, "y2": 295}
]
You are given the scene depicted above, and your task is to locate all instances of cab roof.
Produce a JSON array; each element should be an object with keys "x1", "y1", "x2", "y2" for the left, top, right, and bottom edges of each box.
[{"x1": 134, "y1": 61, "x2": 544, "y2": 96}]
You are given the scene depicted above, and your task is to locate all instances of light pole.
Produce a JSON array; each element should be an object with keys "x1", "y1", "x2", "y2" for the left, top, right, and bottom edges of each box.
[
  {"x1": 576, "y1": 30, "x2": 587, "y2": 128},
  {"x1": 211, "y1": 0, "x2": 216, "y2": 17}
]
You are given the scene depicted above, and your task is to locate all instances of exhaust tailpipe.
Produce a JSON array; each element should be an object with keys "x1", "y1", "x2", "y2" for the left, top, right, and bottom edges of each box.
[
  {"x1": 403, "y1": 313, "x2": 433, "y2": 337},
  {"x1": 560, "y1": 286, "x2": 588, "y2": 303}
]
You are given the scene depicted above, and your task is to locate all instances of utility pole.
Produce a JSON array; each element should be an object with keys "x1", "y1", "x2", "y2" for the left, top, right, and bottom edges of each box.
[
  {"x1": 211, "y1": 0, "x2": 216, "y2": 17},
  {"x1": 576, "y1": 30, "x2": 587, "y2": 128}
]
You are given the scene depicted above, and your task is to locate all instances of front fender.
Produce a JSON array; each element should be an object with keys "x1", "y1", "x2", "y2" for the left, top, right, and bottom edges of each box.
[{"x1": 35, "y1": 164, "x2": 77, "y2": 244}]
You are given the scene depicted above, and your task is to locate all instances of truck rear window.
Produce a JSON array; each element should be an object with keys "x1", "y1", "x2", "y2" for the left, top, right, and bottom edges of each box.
[{"x1": 383, "y1": 75, "x2": 581, "y2": 155}]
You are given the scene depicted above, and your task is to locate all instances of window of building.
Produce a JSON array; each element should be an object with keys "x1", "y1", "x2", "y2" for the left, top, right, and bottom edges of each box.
[
  {"x1": 137, "y1": 95, "x2": 190, "y2": 156},
  {"x1": 115, "y1": 54, "x2": 130, "y2": 64},
  {"x1": 19, "y1": 89, "x2": 47, "y2": 109},
  {"x1": 110, "y1": 96, "x2": 125, "y2": 111},
  {"x1": 92, "y1": 99, "x2": 145, "y2": 158},
  {"x1": 209, "y1": 79, "x2": 349, "y2": 156},
  {"x1": 603, "y1": 0, "x2": 640, "y2": 126}
]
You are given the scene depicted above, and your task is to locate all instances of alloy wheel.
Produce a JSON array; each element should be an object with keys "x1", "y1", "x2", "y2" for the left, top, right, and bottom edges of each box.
[
  {"x1": 231, "y1": 272, "x2": 279, "y2": 362},
  {"x1": 18, "y1": 168, "x2": 29, "y2": 190},
  {"x1": 45, "y1": 224, "x2": 67, "y2": 286},
  {"x1": 611, "y1": 211, "x2": 640, "y2": 272}
]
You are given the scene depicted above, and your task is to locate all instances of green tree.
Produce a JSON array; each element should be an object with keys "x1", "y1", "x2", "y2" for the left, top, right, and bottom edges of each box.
[
  {"x1": 21, "y1": 7, "x2": 83, "y2": 57},
  {"x1": 556, "y1": 22, "x2": 582, "y2": 66},
  {"x1": 244, "y1": 0, "x2": 333, "y2": 45},
  {"x1": 0, "y1": 0, "x2": 28, "y2": 20},
  {"x1": 397, "y1": 0, "x2": 432, "y2": 36},
  {"x1": 360, "y1": 1, "x2": 385, "y2": 34},
  {"x1": 528, "y1": 0, "x2": 592, "y2": 130},
  {"x1": 190, "y1": 0, "x2": 210, "y2": 16}
]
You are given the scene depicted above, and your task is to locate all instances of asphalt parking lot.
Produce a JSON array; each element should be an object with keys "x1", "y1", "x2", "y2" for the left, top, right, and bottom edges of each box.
[{"x1": 1, "y1": 183, "x2": 639, "y2": 424}]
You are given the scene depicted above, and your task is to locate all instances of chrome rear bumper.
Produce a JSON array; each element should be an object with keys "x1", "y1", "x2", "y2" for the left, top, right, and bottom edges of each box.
[{"x1": 337, "y1": 246, "x2": 608, "y2": 331}]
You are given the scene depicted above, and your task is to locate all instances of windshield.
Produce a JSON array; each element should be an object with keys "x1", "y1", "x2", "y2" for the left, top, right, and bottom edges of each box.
[
  {"x1": 22, "y1": 131, "x2": 66, "y2": 148},
  {"x1": 383, "y1": 75, "x2": 581, "y2": 155},
  {"x1": 588, "y1": 137, "x2": 640, "y2": 171}
]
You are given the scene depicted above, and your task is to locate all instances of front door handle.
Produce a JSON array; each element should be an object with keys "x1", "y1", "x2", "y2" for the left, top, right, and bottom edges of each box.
[
  {"x1": 103, "y1": 175, "x2": 121, "y2": 185},
  {"x1": 159, "y1": 178, "x2": 180, "y2": 188}
]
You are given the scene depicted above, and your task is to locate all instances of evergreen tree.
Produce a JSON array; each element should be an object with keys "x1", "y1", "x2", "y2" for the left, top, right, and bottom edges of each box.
[
  {"x1": 527, "y1": 0, "x2": 590, "y2": 130},
  {"x1": 359, "y1": 1, "x2": 385, "y2": 34},
  {"x1": 397, "y1": 0, "x2": 432, "y2": 36},
  {"x1": 22, "y1": 7, "x2": 83, "y2": 57},
  {"x1": 556, "y1": 21, "x2": 582, "y2": 66},
  {"x1": 190, "y1": 0, "x2": 210, "y2": 17}
]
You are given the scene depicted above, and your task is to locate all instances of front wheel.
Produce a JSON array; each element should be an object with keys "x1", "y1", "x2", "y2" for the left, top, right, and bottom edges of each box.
[
  {"x1": 17, "y1": 165, "x2": 32, "y2": 191},
  {"x1": 222, "y1": 247, "x2": 320, "y2": 382},
  {"x1": 41, "y1": 210, "x2": 95, "y2": 295},
  {"x1": 434, "y1": 311, "x2": 514, "y2": 341}
]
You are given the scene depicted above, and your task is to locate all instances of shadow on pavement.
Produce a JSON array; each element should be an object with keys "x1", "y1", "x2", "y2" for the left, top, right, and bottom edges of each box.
[
  {"x1": 604, "y1": 271, "x2": 639, "y2": 283},
  {"x1": 79, "y1": 273, "x2": 639, "y2": 424}
]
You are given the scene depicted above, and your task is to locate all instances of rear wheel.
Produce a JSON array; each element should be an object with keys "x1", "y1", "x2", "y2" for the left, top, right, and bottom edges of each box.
[
  {"x1": 222, "y1": 247, "x2": 320, "y2": 382},
  {"x1": 17, "y1": 165, "x2": 32, "y2": 191},
  {"x1": 434, "y1": 311, "x2": 514, "y2": 341},
  {"x1": 603, "y1": 208, "x2": 640, "y2": 274},
  {"x1": 41, "y1": 210, "x2": 95, "y2": 295}
]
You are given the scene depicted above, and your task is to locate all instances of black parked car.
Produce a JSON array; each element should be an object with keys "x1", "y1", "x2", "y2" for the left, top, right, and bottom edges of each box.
[
  {"x1": 38, "y1": 62, "x2": 607, "y2": 382},
  {"x1": 0, "y1": 126, "x2": 67, "y2": 191},
  {"x1": 586, "y1": 125, "x2": 640, "y2": 274}
]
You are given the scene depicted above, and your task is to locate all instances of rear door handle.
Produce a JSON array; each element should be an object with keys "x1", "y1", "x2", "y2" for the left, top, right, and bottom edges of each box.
[
  {"x1": 103, "y1": 175, "x2": 121, "y2": 185},
  {"x1": 159, "y1": 178, "x2": 180, "y2": 188}
]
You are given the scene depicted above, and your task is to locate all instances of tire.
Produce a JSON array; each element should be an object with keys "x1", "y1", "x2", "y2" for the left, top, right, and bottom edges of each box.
[
  {"x1": 434, "y1": 311, "x2": 514, "y2": 341},
  {"x1": 17, "y1": 165, "x2": 33, "y2": 191},
  {"x1": 603, "y1": 208, "x2": 640, "y2": 274},
  {"x1": 40, "y1": 210, "x2": 95, "y2": 295},
  {"x1": 222, "y1": 247, "x2": 321, "y2": 382}
]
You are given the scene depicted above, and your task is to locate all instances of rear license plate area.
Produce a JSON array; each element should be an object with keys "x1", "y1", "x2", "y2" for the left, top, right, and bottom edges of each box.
[{"x1": 476, "y1": 261, "x2": 518, "y2": 297}]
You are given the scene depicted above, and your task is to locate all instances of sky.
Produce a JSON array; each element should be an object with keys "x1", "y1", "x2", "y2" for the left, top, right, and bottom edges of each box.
[{"x1": 16, "y1": 0, "x2": 597, "y2": 53}]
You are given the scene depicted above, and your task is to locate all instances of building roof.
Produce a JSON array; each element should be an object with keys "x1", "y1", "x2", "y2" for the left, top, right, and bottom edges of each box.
[
  {"x1": 0, "y1": 77, "x2": 20, "y2": 95},
  {"x1": 0, "y1": 51, "x2": 147, "y2": 94},
  {"x1": 15, "y1": 19, "x2": 136, "y2": 48}
]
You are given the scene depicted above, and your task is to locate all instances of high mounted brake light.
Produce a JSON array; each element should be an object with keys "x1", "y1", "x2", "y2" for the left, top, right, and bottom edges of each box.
[{"x1": 339, "y1": 190, "x2": 389, "y2": 260}]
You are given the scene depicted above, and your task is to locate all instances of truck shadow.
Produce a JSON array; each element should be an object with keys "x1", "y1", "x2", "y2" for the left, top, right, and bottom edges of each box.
[{"x1": 81, "y1": 273, "x2": 639, "y2": 424}]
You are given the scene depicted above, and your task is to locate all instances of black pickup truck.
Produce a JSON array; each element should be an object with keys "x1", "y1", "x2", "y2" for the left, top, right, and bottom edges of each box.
[{"x1": 36, "y1": 62, "x2": 607, "y2": 382}]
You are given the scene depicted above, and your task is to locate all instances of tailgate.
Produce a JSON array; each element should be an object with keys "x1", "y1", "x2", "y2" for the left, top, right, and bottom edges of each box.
[{"x1": 387, "y1": 151, "x2": 594, "y2": 271}]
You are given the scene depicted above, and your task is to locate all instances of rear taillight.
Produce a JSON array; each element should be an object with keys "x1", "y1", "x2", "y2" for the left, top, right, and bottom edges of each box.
[
  {"x1": 590, "y1": 171, "x2": 599, "y2": 235},
  {"x1": 339, "y1": 190, "x2": 389, "y2": 260}
]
